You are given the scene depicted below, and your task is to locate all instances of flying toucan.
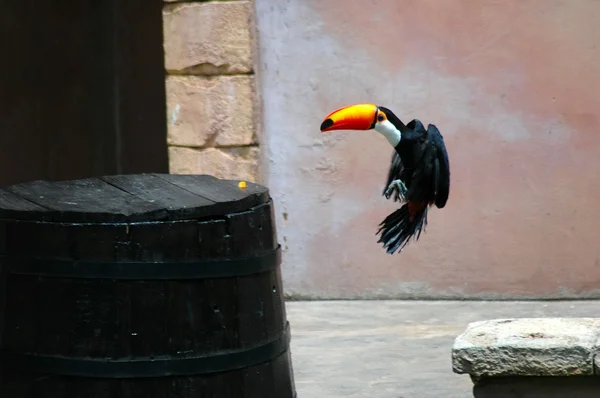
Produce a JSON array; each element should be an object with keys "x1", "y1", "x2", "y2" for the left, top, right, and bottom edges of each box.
[{"x1": 320, "y1": 104, "x2": 450, "y2": 254}]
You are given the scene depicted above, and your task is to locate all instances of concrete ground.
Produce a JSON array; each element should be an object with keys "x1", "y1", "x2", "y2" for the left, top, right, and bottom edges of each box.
[{"x1": 286, "y1": 300, "x2": 600, "y2": 398}]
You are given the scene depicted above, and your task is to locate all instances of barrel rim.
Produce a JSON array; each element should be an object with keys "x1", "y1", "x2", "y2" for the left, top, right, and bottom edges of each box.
[
  {"x1": 0, "y1": 174, "x2": 270, "y2": 223},
  {"x1": 0, "y1": 199, "x2": 274, "y2": 226}
]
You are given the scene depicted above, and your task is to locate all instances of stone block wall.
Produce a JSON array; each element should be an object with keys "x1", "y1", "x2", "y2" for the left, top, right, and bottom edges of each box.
[{"x1": 162, "y1": 0, "x2": 260, "y2": 182}]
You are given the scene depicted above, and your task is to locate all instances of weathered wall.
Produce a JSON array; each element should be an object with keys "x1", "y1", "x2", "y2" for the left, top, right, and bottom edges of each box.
[
  {"x1": 163, "y1": 0, "x2": 260, "y2": 182},
  {"x1": 254, "y1": 0, "x2": 600, "y2": 299}
]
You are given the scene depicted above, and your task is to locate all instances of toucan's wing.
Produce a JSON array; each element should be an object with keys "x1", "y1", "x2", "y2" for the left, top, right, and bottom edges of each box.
[
  {"x1": 427, "y1": 124, "x2": 450, "y2": 208},
  {"x1": 405, "y1": 123, "x2": 449, "y2": 207},
  {"x1": 383, "y1": 150, "x2": 404, "y2": 201}
]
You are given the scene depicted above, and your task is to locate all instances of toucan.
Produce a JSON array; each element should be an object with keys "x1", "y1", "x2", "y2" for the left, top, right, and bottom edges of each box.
[{"x1": 320, "y1": 103, "x2": 450, "y2": 254}]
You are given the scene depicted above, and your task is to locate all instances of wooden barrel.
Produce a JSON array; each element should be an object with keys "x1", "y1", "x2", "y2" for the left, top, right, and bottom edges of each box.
[{"x1": 0, "y1": 174, "x2": 296, "y2": 398}]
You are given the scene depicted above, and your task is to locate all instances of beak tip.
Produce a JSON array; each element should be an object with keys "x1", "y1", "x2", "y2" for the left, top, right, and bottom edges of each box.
[{"x1": 320, "y1": 118, "x2": 334, "y2": 132}]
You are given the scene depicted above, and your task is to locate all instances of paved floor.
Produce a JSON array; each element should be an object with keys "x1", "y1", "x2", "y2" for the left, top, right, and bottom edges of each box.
[{"x1": 286, "y1": 300, "x2": 600, "y2": 398}]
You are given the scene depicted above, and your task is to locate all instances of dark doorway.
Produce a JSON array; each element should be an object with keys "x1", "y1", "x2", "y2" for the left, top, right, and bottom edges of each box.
[{"x1": 0, "y1": 0, "x2": 169, "y2": 187}]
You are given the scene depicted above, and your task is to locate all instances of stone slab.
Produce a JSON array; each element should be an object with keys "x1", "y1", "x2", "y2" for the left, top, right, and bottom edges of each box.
[
  {"x1": 452, "y1": 318, "x2": 600, "y2": 377},
  {"x1": 594, "y1": 355, "x2": 600, "y2": 375}
]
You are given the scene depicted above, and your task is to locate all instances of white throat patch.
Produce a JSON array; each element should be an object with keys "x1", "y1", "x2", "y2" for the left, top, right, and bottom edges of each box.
[{"x1": 374, "y1": 120, "x2": 401, "y2": 147}]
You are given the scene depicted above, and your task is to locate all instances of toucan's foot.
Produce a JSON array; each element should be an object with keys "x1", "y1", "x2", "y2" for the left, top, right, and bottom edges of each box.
[{"x1": 385, "y1": 179, "x2": 407, "y2": 201}]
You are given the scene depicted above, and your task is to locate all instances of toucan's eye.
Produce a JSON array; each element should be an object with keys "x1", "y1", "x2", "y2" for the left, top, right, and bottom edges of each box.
[{"x1": 377, "y1": 112, "x2": 385, "y2": 122}]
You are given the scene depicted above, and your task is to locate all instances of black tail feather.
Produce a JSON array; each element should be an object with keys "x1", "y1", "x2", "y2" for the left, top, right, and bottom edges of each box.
[{"x1": 376, "y1": 204, "x2": 428, "y2": 254}]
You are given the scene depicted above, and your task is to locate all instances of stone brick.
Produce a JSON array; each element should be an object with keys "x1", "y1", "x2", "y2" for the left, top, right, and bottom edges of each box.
[
  {"x1": 166, "y1": 75, "x2": 256, "y2": 147},
  {"x1": 452, "y1": 318, "x2": 600, "y2": 378},
  {"x1": 169, "y1": 146, "x2": 260, "y2": 182},
  {"x1": 163, "y1": 1, "x2": 252, "y2": 74}
]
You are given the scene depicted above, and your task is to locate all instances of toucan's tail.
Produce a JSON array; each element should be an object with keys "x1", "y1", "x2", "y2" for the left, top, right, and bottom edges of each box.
[{"x1": 376, "y1": 203, "x2": 428, "y2": 254}]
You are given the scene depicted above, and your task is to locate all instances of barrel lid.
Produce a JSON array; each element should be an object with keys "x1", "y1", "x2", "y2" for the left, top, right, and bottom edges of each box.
[{"x1": 0, "y1": 174, "x2": 269, "y2": 223}]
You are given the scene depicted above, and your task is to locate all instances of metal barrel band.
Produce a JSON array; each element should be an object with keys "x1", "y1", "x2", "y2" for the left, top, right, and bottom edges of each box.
[
  {"x1": 1, "y1": 245, "x2": 281, "y2": 280},
  {"x1": 1, "y1": 322, "x2": 291, "y2": 379}
]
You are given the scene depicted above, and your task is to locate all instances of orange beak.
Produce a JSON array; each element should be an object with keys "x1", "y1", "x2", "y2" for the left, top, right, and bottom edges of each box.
[{"x1": 320, "y1": 103, "x2": 378, "y2": 132}]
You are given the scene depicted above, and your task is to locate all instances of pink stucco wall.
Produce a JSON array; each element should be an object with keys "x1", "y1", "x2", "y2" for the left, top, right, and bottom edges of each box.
[{"x1": 254, "y1": 0, "x2": 600, "y2": 299}]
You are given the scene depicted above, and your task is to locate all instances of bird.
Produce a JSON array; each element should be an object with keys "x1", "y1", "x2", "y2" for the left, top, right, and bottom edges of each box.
[{"x1": 319, "y1": 103, "x2": 450, "y2": 254}]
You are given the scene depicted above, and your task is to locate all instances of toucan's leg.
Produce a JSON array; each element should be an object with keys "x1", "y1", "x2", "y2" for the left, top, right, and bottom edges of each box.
[{"x1": 385, "y1": 179, "x2": 407, "y2": 201}]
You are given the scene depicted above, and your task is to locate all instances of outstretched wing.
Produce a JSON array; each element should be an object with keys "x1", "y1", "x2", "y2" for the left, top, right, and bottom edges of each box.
[
  {"x1": 382, "y1": 150, "x2": 404, "y2": 201},
  {"x1": 427, "y1": 124, "x2": 450, "y2": 208}
]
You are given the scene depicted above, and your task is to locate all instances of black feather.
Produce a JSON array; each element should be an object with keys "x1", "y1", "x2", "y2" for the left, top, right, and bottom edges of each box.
[
  {"x1": 376, "y1": 204, "x2": 428, "y2": 254},
  {"x1": 382, "y1": 150, "x2": 405, "y2": 201},
  {"x1": 427, "y1": 124, "x2": 450, "y2": 208}
]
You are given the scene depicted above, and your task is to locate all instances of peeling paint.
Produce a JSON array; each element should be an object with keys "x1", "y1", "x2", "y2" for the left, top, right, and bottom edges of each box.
[{"x1": 170, "y1": 103, "x2": 181, "y2": 126}]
